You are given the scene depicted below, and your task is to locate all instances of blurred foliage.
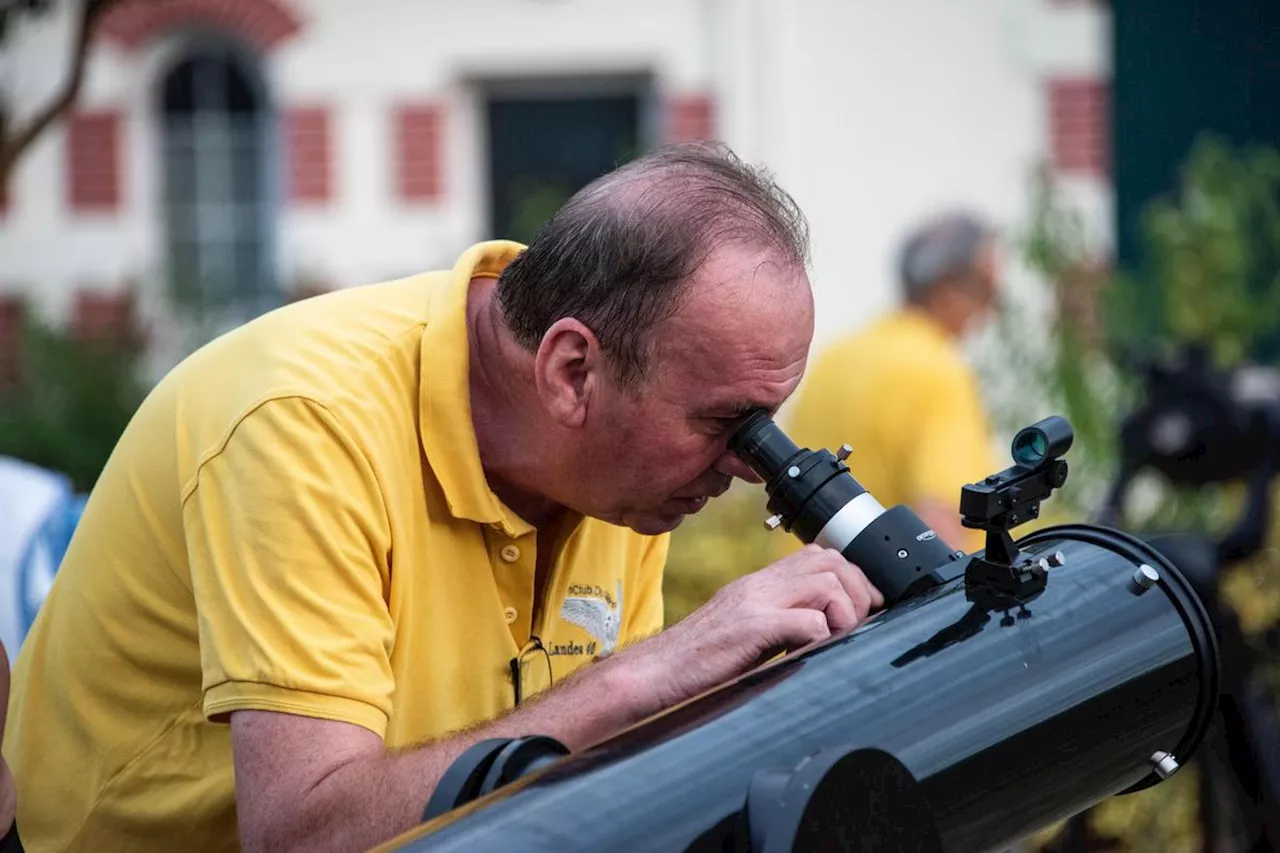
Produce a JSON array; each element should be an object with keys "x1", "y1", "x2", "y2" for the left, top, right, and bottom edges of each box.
[
  {"x1": 975, "y1": 164, "x2": 1130, "y2": 521},
  {"x1": 0, "y1": 312, "x2": 145, "y2": 492},
  {"x1": 1142, "y1": 138, "x2": 1280, "y2": 365},
  {"x1": 663, "y1": 133, "x2": 1280, "y2": 852}
]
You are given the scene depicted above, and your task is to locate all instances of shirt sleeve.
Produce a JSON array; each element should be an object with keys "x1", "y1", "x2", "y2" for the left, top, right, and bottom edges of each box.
[
  {"x1": 621, "y1": 533, "x2": 670, "y2": 644},
  {"x1": 184, "y1": 396, "x2": 396, "y2": 737}
]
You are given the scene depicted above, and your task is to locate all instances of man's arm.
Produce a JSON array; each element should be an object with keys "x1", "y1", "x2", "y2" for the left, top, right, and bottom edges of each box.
[{"x1": 233, "y1": 545, "x2": 883, "y2": 853}]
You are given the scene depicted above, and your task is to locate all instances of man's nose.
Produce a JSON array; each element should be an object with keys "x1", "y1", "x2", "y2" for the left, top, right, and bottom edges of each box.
[{"x1": 714, "y1": 450, "x2": 763, "y2": 484}]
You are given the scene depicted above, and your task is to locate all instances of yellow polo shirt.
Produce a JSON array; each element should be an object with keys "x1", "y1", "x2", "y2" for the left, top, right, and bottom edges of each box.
[
  {"x1": 783, "y1": 308, "x2": 998, "y2": 554},
  {"x1": 4, "y1": 241, "x2": 668, "y2": 853}
]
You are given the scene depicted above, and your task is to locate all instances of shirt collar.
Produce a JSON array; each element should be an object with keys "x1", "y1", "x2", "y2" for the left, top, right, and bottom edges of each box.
[{"x1": 418, "y1": 240, "x2": 536, "y2": 539}]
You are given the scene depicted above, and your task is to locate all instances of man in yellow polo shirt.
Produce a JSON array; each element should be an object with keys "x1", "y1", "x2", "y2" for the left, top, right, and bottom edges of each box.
[
  {"x1": 4, "y1": 143, "x2": 882, "y2": 853},
  {"x1": 784, "y1": 211, "x2": 1002, "y2": 554}
]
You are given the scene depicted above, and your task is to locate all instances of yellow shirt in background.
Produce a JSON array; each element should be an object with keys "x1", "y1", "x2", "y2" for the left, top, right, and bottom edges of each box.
[
  {"x1": 5, "y1": 241, "x2": 668, "y2": 853},
  {"x1": 784, "y1": 308, "x2": 998, "y2": 554}
]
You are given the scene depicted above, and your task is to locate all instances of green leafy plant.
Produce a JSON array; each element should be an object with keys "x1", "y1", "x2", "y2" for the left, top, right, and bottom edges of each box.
[{"x1": 0, "y1": 311, "x2": 145, "y2": 492}]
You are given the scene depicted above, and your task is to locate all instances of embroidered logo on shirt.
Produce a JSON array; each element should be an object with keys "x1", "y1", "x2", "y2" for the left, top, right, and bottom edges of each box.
[{"x1": 559, "y1": 579, "x2": 623, "y2": 657}]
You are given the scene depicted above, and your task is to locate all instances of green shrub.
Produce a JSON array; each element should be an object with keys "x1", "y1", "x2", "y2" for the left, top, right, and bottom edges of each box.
[{"x1": 0, "y1": 313, "x2": 145, "y2": 492}]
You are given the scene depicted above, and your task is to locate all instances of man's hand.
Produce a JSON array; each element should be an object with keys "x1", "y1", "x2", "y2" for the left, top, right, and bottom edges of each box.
[
  {"x1": 624, "y1": 544, "x2": 883, "y2": 714},
  {"x1": 1, "y1": 639, "x2": 16, "y2": 838}
]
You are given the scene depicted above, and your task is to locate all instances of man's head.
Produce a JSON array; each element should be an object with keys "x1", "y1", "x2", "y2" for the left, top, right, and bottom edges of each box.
[
  {"x1": 898, "y1": 211, "x2": 1001, "y2": 337},
  {"x1": 495, "y1": 143, "x2": 814, "y2": 534}
]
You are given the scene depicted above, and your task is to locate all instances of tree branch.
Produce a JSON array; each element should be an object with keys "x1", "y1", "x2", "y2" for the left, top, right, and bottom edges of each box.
[{"x1": 0, "y1": 0, "x2": 120, "y2": 190}]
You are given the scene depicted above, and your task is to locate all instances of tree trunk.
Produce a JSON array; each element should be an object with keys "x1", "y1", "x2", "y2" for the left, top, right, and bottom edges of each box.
[{"x1": 0, "y1": 0, "x2": 118, "y2": 193}]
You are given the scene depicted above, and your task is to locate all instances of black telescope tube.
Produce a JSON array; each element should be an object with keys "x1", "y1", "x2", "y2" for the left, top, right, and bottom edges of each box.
[{"x1": 380, "y1": 525, "x2": 1219, "y2": 853}]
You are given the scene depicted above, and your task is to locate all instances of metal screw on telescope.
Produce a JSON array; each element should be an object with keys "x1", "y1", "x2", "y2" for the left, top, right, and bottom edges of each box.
[
  {"x1": 1130, "y1": 564, "x2": 1161, "y2": 595},
  {"x1": 1151, "y1": 751, "x2": 1180, "y2": 779},
  {"x1": 836, "y1": 444, "x2": 852, "y2": 462},
  {"x1": 763, "y1": 514, "x2": 783, "y2": 531}
]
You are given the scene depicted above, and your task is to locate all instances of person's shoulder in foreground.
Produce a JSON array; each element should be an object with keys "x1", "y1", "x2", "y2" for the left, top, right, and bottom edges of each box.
[{"x1": 6, "y1": 141, "x2": 886, "y2": 853}]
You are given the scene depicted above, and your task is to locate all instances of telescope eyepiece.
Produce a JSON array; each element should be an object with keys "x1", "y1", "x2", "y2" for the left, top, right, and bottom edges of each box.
[
  {"x1": 728, "y1": 408, "x2": 801, "y2": 483},
  {"x1": 1012, "y1": 416, "x2": 1074, "y2": 468}
]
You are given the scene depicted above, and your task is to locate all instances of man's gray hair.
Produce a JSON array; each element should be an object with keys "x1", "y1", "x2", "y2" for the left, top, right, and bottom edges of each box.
[
  {"x1": 898, "y1": 211, "x2": 995, "y2": 304},
  {"x1": 496, "y1": 142, "x2": 810, "y2": 388}
]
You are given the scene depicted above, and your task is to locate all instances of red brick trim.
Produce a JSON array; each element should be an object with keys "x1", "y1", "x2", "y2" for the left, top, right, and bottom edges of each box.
[
  {"x1": 99, "y1": 0, "x2": 302, "y2": 52},
  {"x1": 665, "y1": 94, "x2": 717, "y2": 144},
  {"x1": 0, "y1": 295, "x2": 25, "y2": 387},
  {"x1": 1047, "y1": 77, "x2": 1109, "y2": 177},
  {"x1": 285, "y1": 106, "x2": 333, "y2": 205},
  {"x1": 71, "y1": 288, "x2": 145, "y2": 349},
  {"x1": 394, "y1": 104, "x2": 444, "y2": 203},
  {"x1": 67, "y1": 110, "x2": 123, "y2": 213}
]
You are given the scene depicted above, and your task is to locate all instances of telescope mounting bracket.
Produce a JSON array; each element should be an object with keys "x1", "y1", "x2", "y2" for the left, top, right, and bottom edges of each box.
[{"x1": 959, "y1": 456, "x2": 1069, "y2": 598}]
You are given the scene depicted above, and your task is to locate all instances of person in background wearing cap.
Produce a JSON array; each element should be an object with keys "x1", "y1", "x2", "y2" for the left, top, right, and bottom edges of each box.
[{"x1": 783, "y1": 211, "x2": 1003, "y2": 554}]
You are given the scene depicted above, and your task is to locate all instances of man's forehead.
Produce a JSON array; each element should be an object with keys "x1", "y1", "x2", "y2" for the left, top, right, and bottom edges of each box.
[{"x1": 692, "y1": 396, "x2": 778, "y2": 419}]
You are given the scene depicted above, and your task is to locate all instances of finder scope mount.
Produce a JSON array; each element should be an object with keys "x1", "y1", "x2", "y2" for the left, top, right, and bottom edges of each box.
[{"x1": 958, "y1": 416, "x2": 1073, "y2": 597}]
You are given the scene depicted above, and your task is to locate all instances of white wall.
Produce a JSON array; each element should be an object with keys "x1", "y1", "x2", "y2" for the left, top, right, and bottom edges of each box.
[
  {"x1": 0, "y1": 0, "x2": 1111, "y2": 363},
  {"x1": 712, "y1": 0, "x2": 1111, "y2": 352}
]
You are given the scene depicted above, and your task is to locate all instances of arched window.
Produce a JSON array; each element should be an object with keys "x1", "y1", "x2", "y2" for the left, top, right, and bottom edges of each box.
[{"x1": 160, "y1": 41, "x2": 276, "y2": 324}]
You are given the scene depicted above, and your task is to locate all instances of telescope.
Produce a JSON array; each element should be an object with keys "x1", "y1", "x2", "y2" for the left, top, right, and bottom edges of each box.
[{"x1": 379, "y1": 413, "x2": 1220, "y2": 853}]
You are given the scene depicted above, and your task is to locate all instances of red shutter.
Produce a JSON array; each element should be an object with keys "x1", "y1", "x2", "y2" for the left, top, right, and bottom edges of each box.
[
  {"x1": 395, "y1": 104, "x2": 445, "y2": 203},
  {"x1": 665, "y1": 94, "x2": 717, "y2": 144},
  {"x1": 1048, "y1": 78, "x2": 1109, "y2": 177},
  {"x1": 0, "y1": 295, "x2": 25, "y2": 387},
  {"x1": 286, "y1": 106, "x2": 333, "y2": 205},
  {"x1": 67, "y1": 110, "x2": 123, "y2": 213},
  {"x1": 71, "y1": 289, "x2": 144, "y2": 349}
]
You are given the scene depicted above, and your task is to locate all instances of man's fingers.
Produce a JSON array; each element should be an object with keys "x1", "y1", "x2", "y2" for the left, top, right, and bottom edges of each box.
[
  {"x1": 865, "y1": 573, "x2": 886, "y2": 610},
  {"x1": 789, "y1": 548, "x2": 883, "y2": 621},
  {"x1": 774, "y1": 608, "x2": 832, "y2": 651},
  {"x1": 782, "y1": 572, "x2": 860, "y2": 633},
  {"x1": 765, "y1": 545, "x2": 885, "y2": 626}
]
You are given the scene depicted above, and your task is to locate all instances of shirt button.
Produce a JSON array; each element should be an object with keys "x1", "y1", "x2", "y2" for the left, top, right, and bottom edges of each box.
[
  {"x1": 500, "y1": 544, "x2": 520, "y2": 563},
  {"x1": 503, "y1": 606, "x2": 518, "y2": 624}
]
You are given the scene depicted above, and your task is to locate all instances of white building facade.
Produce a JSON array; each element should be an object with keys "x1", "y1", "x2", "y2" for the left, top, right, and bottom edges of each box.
[{"x1": 0, "y1": 0, "x2": 1110, "y2": 376}]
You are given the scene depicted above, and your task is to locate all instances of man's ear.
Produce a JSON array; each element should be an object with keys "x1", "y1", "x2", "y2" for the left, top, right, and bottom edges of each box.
[{"x1": 534, "y1": 318, "x2": 604, "y2": 429}]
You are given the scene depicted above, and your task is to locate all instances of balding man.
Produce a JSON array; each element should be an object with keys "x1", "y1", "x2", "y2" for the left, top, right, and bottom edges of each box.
[
  {"x1": 4, "y1": 143, "x2": 881, "y2": 853},
  {"x1": 785, "y1": 211, "x2": 1003, "y2": 553}
]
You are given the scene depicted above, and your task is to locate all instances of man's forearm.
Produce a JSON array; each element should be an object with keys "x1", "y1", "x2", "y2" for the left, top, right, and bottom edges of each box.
[{"x1": 273, "y1": 647, "x2": 657, "y2": 853}]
